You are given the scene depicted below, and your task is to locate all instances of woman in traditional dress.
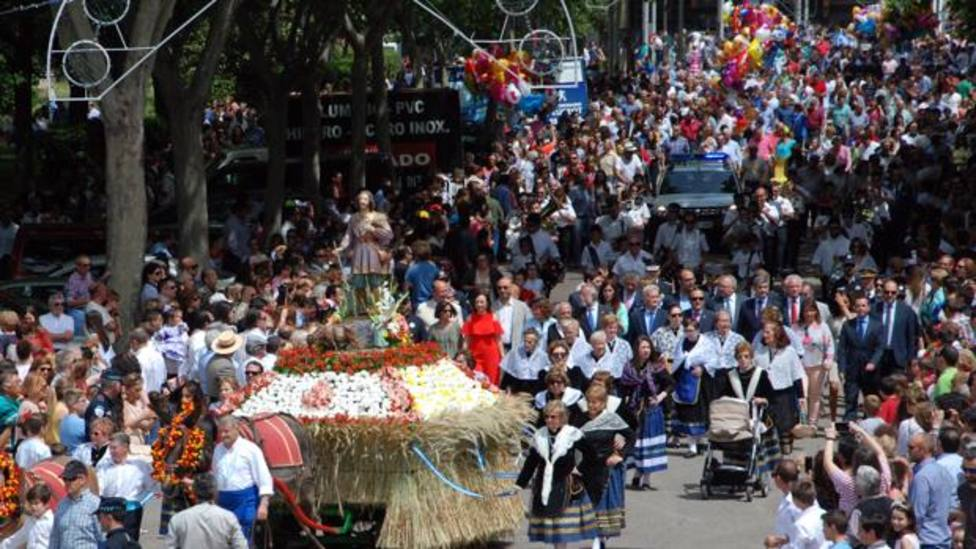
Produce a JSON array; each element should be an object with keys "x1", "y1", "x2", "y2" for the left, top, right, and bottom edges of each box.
[
  {"x1": 500, "y1": 328, "x2": 548, "y2": 395},
  {"x1": 671, "y1": 317, "x2": 717, "y2": 457},
  {"x1": 575, "y1": 383, "x2": 634, "y2": 545},
  {"x1": 517, "y1": 400, "x2": 597, "y2": 549},
  {"x1": 339, "y1": 190, "x2": 394, "y2": 314},
  {"x1": 461, "y1": 290, "x2": 504, "y2": 386},
  {"x1": 577, "y1": 330, "x2": 617, "y2": 383},
  {"x1": 534, "y1": 369, "x2": 584, "y2": 427},
  {"x1": 722, "y1": 342, "x2": 781, "y2": 476},
  {"x1": 618, "y1": 336, "x2": 672, "y2": 490},
  {"x1": 599, "y1": 315, "x2": 632, "y2": 380},
  {"x1": 544, "y1": 339, "x2": 587, "y2": 392},
  {"x1": 753, "y1": 321, "x2": 806, "y2": 455},
  {"x1": 650, "y1": 304, "x2": 683, "y2": 365}
]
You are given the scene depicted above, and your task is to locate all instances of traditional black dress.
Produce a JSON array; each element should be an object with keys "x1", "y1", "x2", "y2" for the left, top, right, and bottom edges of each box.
[
  {"x1": 670, "y1": 335, "x2": 717, "y2": 438},
  {"x1": 721, "y1": 365, "x2": 782, "y2": 474},
  {"x1": 574, "y1": 408, "x2": 635, "y2": 539},
  {"x1": 517, "y1": 425, "x2": 597, "y2": 544},
  {"x1": 619, "y1": 360, "x2": 673, "y2": 474}
]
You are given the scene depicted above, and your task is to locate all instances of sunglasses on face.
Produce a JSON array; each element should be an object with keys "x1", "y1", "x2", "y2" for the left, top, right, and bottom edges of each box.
[
  {"x1": 670, "y1": 313, "x2": 681, "y2": 318},
  {"x1": 964, "y1": 467, "x2": 976, "y2": 475},
  {"x1": 691, "y1": 297, "x2": 705, "y2": 301}
]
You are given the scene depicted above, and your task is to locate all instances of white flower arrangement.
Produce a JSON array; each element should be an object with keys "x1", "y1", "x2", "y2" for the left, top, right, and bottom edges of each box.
[
  {"x1": 234, "y1": 370, "x2": 395, "y2": 420},
  {"x1": 399, "y1": 359, "x2": 498, "y2": 420}
]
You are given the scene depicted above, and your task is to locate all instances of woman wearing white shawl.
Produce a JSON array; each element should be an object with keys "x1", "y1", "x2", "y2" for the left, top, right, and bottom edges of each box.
[
  {"x1": 500, "y1": 328, "x2": 549, "y2": 395},
  {"x1": 517, "y1": 400, "x2": 598, "y2": 548},
  {"x1": 670, "y1": 317, "x2": 718, "y2": 457}
]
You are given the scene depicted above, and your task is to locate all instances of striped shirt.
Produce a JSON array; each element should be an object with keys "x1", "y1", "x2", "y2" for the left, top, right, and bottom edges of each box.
[{"x1": 50, "y1": 490, "x2": 103, "y2": 549}]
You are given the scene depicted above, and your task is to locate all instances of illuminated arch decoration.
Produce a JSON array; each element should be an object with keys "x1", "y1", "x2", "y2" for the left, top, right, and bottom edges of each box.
[{"x1": 45, "y1": 0, "x2": 219, "y2": 102}]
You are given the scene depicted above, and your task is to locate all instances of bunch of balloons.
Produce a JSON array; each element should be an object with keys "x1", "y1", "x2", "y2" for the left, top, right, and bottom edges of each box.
[
  {"x1": 718, "y1": 1, "x2": 797, "y2": 89},
  {"x1": 850, "y1": 4, "x2": 882, "y2": 37},
  {"x1": 849, "y1": 1, "x2": 937, "y2": 42},
  {"x1": 463, "y1": 49, "x2": 534, "y2": 107}
]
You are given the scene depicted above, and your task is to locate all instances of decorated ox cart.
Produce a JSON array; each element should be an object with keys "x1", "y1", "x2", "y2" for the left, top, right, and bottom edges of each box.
[{"x1": 228, "y1": 341, "x2": 535, "y2": 549}]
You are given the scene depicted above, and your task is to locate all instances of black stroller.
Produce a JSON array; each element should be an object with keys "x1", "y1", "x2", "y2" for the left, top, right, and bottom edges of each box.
[{"x1": 699, "y1": 396, "x2": 769, "y2": 501}]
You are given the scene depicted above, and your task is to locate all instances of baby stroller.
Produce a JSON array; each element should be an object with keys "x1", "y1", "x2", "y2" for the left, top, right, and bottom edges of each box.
[{"x1": 699, "y1": 396, "x2": 769, "y2": 502}]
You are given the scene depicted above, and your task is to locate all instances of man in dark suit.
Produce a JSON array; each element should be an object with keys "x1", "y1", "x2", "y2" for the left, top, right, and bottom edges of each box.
[
  {"x1": 575, "y1": 283, "x2": 610, "y2": 340},
  {"x1": 683, "y1": 288, "x2": 716, "y2": 332},
  {"x1": 736, "y1": 273, "x2": 783, "y2": 343},
  {"x1": 837, "y1": 294, "x2": 885, "y2": 421},
  {"x1": 871, "y1": 279, "x2": 919, "y2": 377},
  {"x1": 627, "y1": 284, "x2": 668, "y2": 346},
  {"x1": 782, "y1": 274, "x2": 807, "y2": 330},
  {"x1": 708, "y1": 274, "x2": 744, "y2": 328}
]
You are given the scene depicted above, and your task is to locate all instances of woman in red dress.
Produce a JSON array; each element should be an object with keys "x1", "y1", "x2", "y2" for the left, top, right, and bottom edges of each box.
[{"x1": 461, "y1": 290, "x2": 504, "y2": 386}]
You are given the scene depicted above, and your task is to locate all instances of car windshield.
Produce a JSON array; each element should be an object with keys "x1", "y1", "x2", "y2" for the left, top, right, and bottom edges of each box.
[{"x1": 660, "y1": 166, "x2": 737, "y2": 195}]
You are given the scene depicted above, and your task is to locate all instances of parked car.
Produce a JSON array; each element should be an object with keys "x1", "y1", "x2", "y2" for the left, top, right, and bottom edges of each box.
[{"x1": 0, "y1": 277, "x2": 70, "y2": 314}]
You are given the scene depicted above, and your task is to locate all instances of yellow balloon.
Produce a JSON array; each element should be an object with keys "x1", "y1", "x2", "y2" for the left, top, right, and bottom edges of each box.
[{"x1": 748, "y1": 38, "x2": 763, "y2": 69}]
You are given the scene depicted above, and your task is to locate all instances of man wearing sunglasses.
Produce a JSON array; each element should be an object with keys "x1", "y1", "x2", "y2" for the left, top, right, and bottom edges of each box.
[
  {"x1": 870, "y1": 278, "x2": 919, "y2": 378},
  {"x1": 39, "y1": 293, "x2": 74, "y2": 352}
]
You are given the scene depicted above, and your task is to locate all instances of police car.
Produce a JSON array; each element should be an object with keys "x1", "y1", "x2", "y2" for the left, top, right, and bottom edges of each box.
[{"x1": 652, "y1": 153, "x2": 741, "y2": 239}]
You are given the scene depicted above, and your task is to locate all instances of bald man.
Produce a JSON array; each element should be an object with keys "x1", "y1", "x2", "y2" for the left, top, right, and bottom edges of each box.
[
  {"x1": 415, "y1": 280, "x2": 464, "y2": 327},
  {"x1": 908, "y1": 433, "x2": 953, "y2": 548}
]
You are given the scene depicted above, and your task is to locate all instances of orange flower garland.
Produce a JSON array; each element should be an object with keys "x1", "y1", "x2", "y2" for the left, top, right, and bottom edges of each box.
[
  {"x1": 151, "y1": 399, "x2": 206, "y2": 489},
  {"x1": 0, "y1": 452, "x2": 19, "y2": 519}
]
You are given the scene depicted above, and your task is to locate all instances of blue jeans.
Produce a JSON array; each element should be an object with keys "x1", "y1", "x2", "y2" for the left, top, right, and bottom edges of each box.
[{"x1": 67, "y1": 307, "x2": 87, "y2": 339}]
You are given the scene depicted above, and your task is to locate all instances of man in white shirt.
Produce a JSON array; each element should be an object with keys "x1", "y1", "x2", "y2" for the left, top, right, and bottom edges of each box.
[
  {"x1": 97, "y1": 433, "x2": 155, "y2": 541},
  {"x1": 212, "y1": 415, "x2": 274, "y2": 542},
  {"x1": 615, "y1": 142, "x2": 645, "y2": 186},
  {"x1": 764, "y1": 460, "x2": 800, "y2": 548},
  {"x1": 783, "y1": 480, "x2": 825, "y2": 549},
  {"x1": 39, "y1": 293, "x2": 74, "y2": 351},
  {"x1": 652, "y1": 204, "x2": 681, "y2": 256},
  {"x1": 415, "y1": 280, "x2": 464, "y2": 328},
  {"x1": 492, "y1": 278, "x2": 531, "y2": 352},
  {"x1": 166, "y1": 473, "x2": 248, "y2": 549},
  {"x1": 612, "y1": 238, "x2": 654, "y2": 279},
  {"x1": 811, "y1": 222, "x2": 851, "y2": 277},
  {"x1": 595, "y1": 199, "x2": 634, "y2": 245},
  {"x1": 131, "y1": 328, "x2": 167, "y2": 393},
  {"x1": 672, "y1": 212, "x2": 709, "y2": 270},
  {"x1": 579, "y1": 225, "x2": 615, "y2": 271}
]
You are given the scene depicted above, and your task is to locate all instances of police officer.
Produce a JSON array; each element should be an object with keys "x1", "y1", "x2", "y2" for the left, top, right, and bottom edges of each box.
[
  {"x1": 84, "y1": 369, "x2": 123, "y2": 440},
  {"x1": 95, "y1": 497, "x2": 141, "y2": 549}
]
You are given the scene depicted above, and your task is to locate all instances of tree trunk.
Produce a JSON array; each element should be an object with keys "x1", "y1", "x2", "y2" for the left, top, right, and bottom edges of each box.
[
  {"x1": 262, "y1": 86, "x2": 289, "y2": 238},
  {"x1": 301, "y1": 73, "x2": 323, "y2": 208},
  {"x1": 13, "y1": 16, "x2": 34, "y2": 191},
  {"x1": 369, "y1": 32, "x2": 393, "y2": 181},
  {"x1": 102, "y1": 85, "x2": 149, "y2": 334},
  {"x1": 348, "y1": 41, "x2": 368, "y2": 191},
  {"x1": 169, "y1": 106, "x2": 210, "y2": 266}
]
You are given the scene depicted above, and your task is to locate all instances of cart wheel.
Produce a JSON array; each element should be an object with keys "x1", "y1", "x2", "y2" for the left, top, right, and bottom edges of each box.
[
  {"x1": 700, "y1": 482, "x2": 710, "y2": 500},
  {"x1": 745, "y1": 486, "x2": 754, "y2": 502}
]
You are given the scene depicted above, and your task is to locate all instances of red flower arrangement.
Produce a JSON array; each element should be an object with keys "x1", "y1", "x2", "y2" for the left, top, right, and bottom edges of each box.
[
  {"x1": 0, "y1": 452, "x2": 19, "y2": 520},
  {"x1": 276, "y1": 342, "x2": 446, "y2": 375}
]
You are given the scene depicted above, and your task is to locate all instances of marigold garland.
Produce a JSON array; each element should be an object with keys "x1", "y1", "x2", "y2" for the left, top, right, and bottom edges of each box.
[
  {"x1": 151, "y1": 399, "x2": 206, "y2": 489},
  {"x1": 0, "y1": 453, "x2": 19, "y2": 520}
]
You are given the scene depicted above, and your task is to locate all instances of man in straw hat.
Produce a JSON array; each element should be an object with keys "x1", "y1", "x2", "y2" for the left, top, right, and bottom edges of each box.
[{"x1": 206, "y1": 331, "x2": 243, "y2": 401}]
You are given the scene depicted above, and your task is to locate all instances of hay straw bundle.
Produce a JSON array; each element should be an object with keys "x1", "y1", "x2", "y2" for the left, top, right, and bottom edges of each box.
[{"x1": 306, "y1": 394, "x2": 535, "y2": 548}]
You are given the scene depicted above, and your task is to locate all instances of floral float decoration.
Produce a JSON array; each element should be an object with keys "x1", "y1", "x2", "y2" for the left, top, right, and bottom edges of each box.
[
  {"x1": 0, "y1": 453, "x2": 19, "y2": 520},
  {"x1": 151, "y1": 399, "x2": 207, "y2": 493}
]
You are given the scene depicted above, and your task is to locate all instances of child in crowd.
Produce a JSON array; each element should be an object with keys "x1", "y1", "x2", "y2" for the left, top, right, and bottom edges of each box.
[
  {"x1": 822, "y1": 509, "x2": 853, "y2": 549},
  {"x1": 155, "y1": 307, "x2": 189, "y2": 376},
  {"x1": 889, "y1": 503, "x2": 918, "y2": 549},
  {"x1": 0, "y1": 483, "x2": 53, "y2": 549},
  {"x1": 15, "y1": 415, "x2": 51, "y2": 469},
  {"x1": 58, "y1": 389, "x2": 88, "y2": 453}
]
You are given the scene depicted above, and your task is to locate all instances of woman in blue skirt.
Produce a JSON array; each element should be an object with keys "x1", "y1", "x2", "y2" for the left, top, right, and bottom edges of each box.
[
  {"x1": 517, "y1": 400, "x2": 597, "y2": 549},
  {"x1": 575, "y1": 382, "x2": 634, "y2": 546},
  {"x1": 619, "y1": 336, "x2": 673, "y2": 490}
]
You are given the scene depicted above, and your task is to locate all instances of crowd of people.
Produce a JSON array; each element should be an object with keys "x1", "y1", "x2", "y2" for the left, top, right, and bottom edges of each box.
[{"x1": 0, "y1": 11, "x2": 973, "y2": 549}]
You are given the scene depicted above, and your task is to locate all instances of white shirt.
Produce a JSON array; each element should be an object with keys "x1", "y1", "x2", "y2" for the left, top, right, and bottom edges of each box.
[
  {"x1": 137, "y1": 343, "x2": 168, "y2": 393},
  {"x1": 15, "y1": 437, "x2": 51, "y2": 469},
  {"x1": 673, "y1": 227, "x2": 709, "y2": 269},
  {"x1": 612, "y1": 251, "x2": 653, "y2": 278},
  {"x1": 580, "y1": 240, "x2": 615, "y2": 271},
  {"x1": 496, "y1": 302, "x2": 514, "y2": 345},
  {"x1": 653, "y1": 221, "x2": 680, "y2": 253},
  {"x1": 38, "y1": 313, "x2": 73, "y2": 350},
  {"x1": 706, "y1": 331, "x2": 746, "y2": 373},
  {"x1": 71, "y1": 443, "x2": 112, "y2": 470},
  {"x1": 0, "y1": 509, "x2": 52, "y2": 549},
  {"x1": 596, "y1": 214, "x2": 634, "y2": 244},
  {"x1": 212, "y1": 437, "x2": 274, "y2": 497},
  {"x1": 775, "y1": 493, "x2": 801, "y2": 536},
  {"x1": 753, "y1": 345, "x2": 805, "y2": 391},
  {"x1": 97, "y1": 458, "x2": 155, "y2": 500},
  {"x1": 787, "y1": 503, "x2": 826, "y2": 549},
  {"x1": 811, "y1": 235, "x2": 851, "y2": 276}
]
